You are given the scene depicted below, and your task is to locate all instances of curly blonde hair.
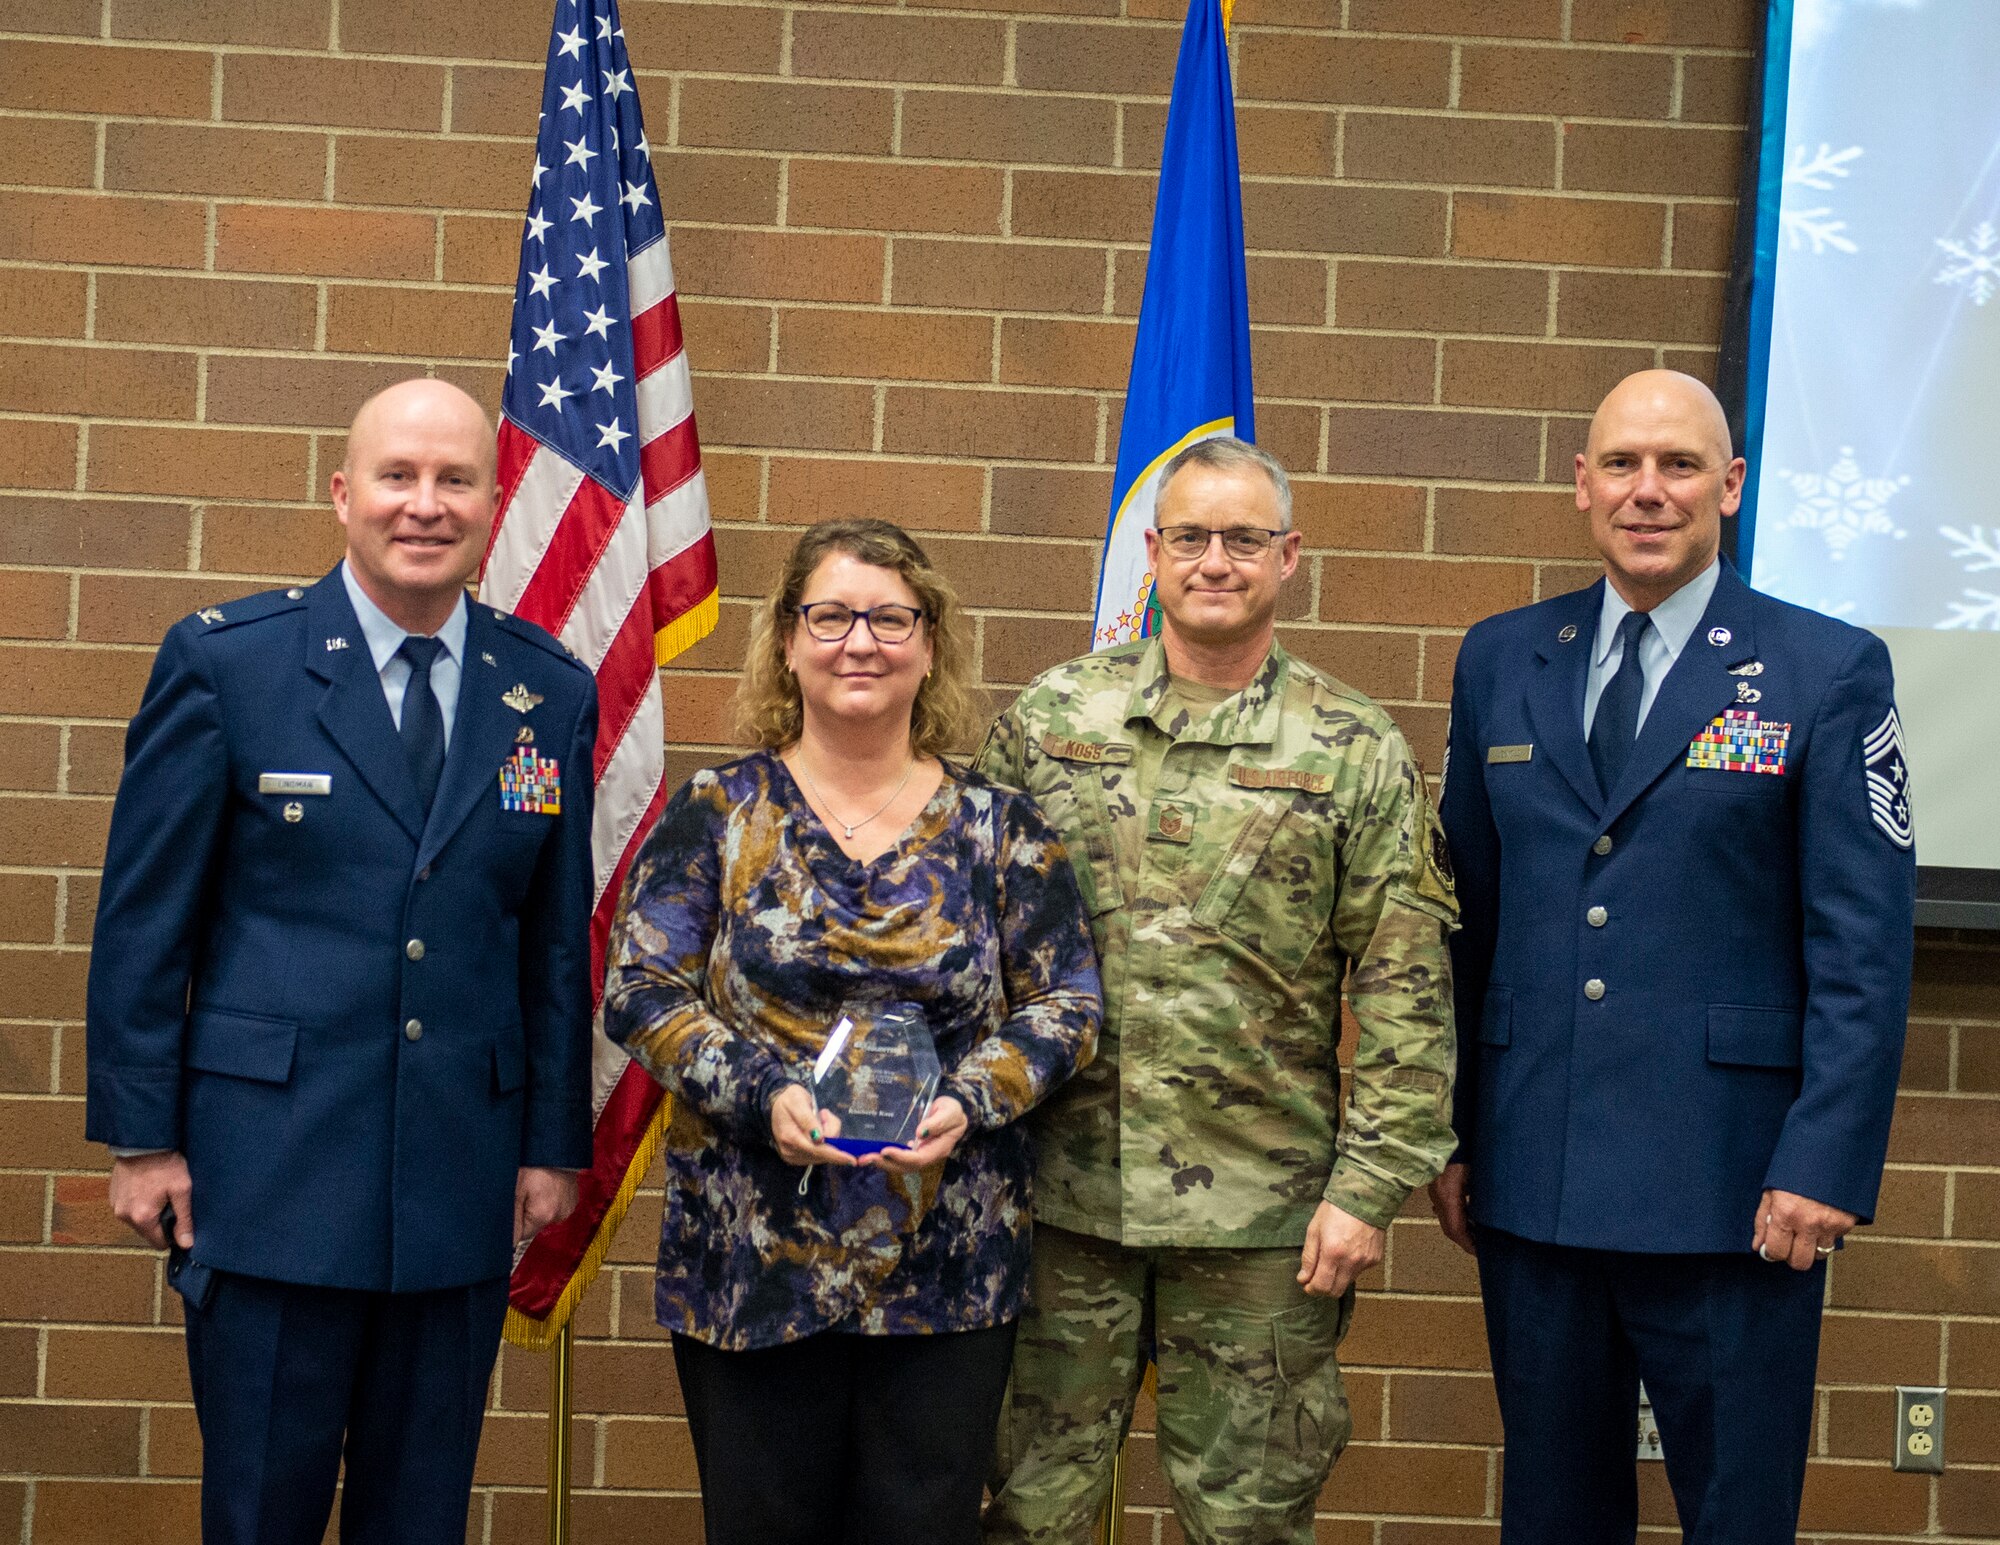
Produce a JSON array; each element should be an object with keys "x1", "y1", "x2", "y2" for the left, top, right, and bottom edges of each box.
[{"x1": 735, "y1": 519, "x2": 979, "y2": 759}]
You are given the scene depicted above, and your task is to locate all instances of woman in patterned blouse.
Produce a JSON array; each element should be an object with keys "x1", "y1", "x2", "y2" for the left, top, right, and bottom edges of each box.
[{"x1": 604, "y1": 519, "x2": 1102, "y2": 1545}]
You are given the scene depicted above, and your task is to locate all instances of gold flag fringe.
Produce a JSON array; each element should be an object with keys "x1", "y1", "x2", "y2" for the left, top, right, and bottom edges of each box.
[{"x1": 653, "y1": 589, "x2": 720, "y2": 666}]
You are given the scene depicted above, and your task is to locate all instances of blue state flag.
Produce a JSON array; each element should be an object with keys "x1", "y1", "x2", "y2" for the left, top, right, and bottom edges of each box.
[{"x1": 1092, "y1": 0, "x2": 1254, "y2": 649}]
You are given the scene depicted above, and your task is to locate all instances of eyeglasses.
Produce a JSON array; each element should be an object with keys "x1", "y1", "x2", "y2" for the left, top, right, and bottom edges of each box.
[
  {"x1": 1155, "y1": 524, "x2": 1288, "y2": 560},
  {"x1": 795, "y1": 602, "x2": 926, "y2": 644}
]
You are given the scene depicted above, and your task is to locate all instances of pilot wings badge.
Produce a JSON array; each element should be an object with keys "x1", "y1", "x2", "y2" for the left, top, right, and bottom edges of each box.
[{"x1": 501, "y1": 684, "x2": 544, "y2": 715}]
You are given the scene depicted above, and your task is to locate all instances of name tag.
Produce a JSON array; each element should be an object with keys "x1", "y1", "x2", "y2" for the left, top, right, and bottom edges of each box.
[
  {"x1": 259, "y1": 773, "x2": 332, "y2": 796},
  {"x1": 1486, "y1": 744, "x2": 1534, "y2": 764}
]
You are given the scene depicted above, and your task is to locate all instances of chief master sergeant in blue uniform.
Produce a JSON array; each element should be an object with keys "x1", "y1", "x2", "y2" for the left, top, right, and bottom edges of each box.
[
  {"x1": 1432, "y1": 370, "x2": 1916, "y2": 1544},
  {"x1": 86, "y1": 378, "x2": 599, "y2": 1545}
]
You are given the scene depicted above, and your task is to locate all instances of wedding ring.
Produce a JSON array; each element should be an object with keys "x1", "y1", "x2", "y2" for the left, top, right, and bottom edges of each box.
[
  {"x1": 1758, "y1": 1244, "x2": 1774, "y2": 1262},
  {"x1": 1816, "y1": 1244, "x2": 1835, "y2": 1256}
]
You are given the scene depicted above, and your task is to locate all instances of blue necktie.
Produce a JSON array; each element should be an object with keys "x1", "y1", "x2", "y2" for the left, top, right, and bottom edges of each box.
[
  {"x1": 1588, "y1": 610, "x2": 1653, "y2": 797},
  {"x1": 397, "y1": 636, "x2": 446, "y2": 813}
]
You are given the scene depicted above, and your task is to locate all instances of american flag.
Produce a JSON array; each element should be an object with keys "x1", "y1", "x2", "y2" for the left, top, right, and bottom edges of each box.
[{"x1": 483, "y1": 0, "x2": 717, "y2": 1345}]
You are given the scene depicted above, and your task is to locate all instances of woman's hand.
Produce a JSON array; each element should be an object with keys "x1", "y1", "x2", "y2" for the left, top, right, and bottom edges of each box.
[
  {"x1": 769, "y1": 1082, "x2": 857, "y2": 1168},
  {"x1": 870, "y1": 1095, "x2": 969, "y2": 1175}
]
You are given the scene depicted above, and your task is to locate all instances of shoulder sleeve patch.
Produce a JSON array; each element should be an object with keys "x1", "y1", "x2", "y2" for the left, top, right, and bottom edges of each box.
[{"x1": 1862, "y1": 706, "x2": 1915, "y2": 849}]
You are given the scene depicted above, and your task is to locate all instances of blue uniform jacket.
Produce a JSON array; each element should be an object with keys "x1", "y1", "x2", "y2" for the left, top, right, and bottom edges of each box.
[
  {"x1": 1440, "y1": 565, "x2": 1915, "y2": 1254},
  {"x1": 85, "y1": 569, "x2": 598, "y2": 1293}
]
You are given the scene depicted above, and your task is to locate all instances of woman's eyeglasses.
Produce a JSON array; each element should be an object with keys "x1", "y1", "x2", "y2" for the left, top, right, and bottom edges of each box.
[{"x1": 795, "y1": 602, "x2": 926, "y2": 644}]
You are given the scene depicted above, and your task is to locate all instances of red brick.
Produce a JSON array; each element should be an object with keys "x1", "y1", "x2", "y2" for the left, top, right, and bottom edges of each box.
[
  {"x1": 1293, "y1": 481, "x2": 1427, "y2": 554},
  {"x1": 1320, "y1": 1441, "x2": 1489, "y2": 1514},
  {"x1": 1345, "y1": 113, "x2": 1556, "y2": 190},
  {"x1": 1237, "y1": 106, "x2": 1339, "y2": 180},
  {"x1": 794, "y1": 11, "x2": 1006, "y2": 86},
  {"x1": 33, "y1": 1480, "x2": 202, "y2": 1544},
  {"x1": 1013, "y1": 19, "x2": 1178, "y2": 94},
  {"x1": 0, "y1": 644, "x2": 154, "y2": 717},
  {"x1": 991, "y1": 465, "x2": 1113, "y2": 541},
  {"x1": 675, "y1": 228, "x2": 884, "y2": 306},
  {"x1": 893, "y1": 239, "x2": 1105, "y2": 315},
  {"x1": 68, "y1": 725, "x2": 137, "y2": 797},
  {"x1": 0, "y1": 725, "x2": 60, "y2": 794},
  {"x1": 1342, "y1": 1294, "x2": 1490, "y2": 1370},
  {"x1": 983, "y1": 614, "x2": 1094, "y2": 686},
  {"x1": 788, "y1": 159, "x2": 1002, "y2": 237},
  {"x1": 0, "y1": 113, "x2": 95, "y2": 189},
  {"x1": 1453, "y1": 191, "x2": 1667, "y2": 268},
  {"x1": 216, "y1": 204, "x2": 437, "y2": 281},
  {"x1": 0, "y1": 268, "x2": 87, "y2": 340},
  {"x1": 1830, "y1": 1237, "x2": 2000, "y2": 1316},
  {"x1": 3, "y1": 949, "x2": 88, "y2": 1020},
  {"x1": 0, "y1": 344, "x2": 196, "y2": 421},
  {"x1": 45, "y1": 1329, "x2": 193, "y2": 1401},
  {"x1": 0, "y1": 792, "x2": 109, "y2": 868},
  {"x1": 1322, "y1": 556, "x2": 1534, "y2": 627},
  {"x1": 599, "y1": 1413, "x2": 700, "y2": 1489},
  {"x1": 1940, "y1": 1468, "x2": 2000, "y2": 1537},
  {"x1": 106, "y1": 123, "x2": 329, "y2": 200},
  {"x1": 768, "y1": 458, "x2": 986, "y2": 533},
  {"x1": 679, "y1": 301, "x2": 773, "y2": 375},
  {"x1": 0, "y1": 498, "x2": 190, "y2": 569},
  {"x1": 1886, "y1": 1093, "x2": 2000, "y2": 1165},
  {"x1": 1571, "y1": 0, "x2": 1756, "y2": 47},
  {"x1": 696, "y1": 378, "x2": 876, "y2": 454},
  {"x1": 882, "y1": 388, "x2": 1097, "y2": 464},
  {"x1": 0, "y1": 1249, "x2": 156, "y2": 1325},
  {"x1": 1011, "y1": 170, "x2": 1155, "y2": 244},
  {"x1": 1326, "y1": 409, "x2": 1541, "y2": 483},
  {"x1": 77, "y1": 576, "x2": 273, "y2": 646},
  {"x1": 94, "y1": 275, "x2": 318, "y2": 351},
  {"x1": 1443, "y1": 340, "x2": 1655, "y2": 413},
  {"x1": 1256, "y1": 330, "x2": 1434, "y2": 405},
  {"x1": 1461, "y1": 43, "x2": 1673, "y2": 119},
  {"x1": 1557, "y1": 271, "x2": 1726, "y2": 344},
  {"x1": 89, "y1": 426, "x2": 312, "y2": 502},
  {"x1": 338, "y1": 0, "x2": 547, "y2": 59},
  {"x1": 1351, "y1": 0, "x2": 1563, "y2": 34},
  {"x1": 0, "y1": 1324, "x2": 35, "y2": 1395},
  {"x1": 205, "y1": 357, "x2": 412, "y2": 430},
  {"x1": 1797, "y1": 1461, "x2": 1930, "y2": 1533},
  {"x1": 1339, "y1": 260, "x2": 1547, "y2": 335},
  {"x1": 0, "y1": 0, "x2": 98, "y2": 33},
  {"x1": 111, "y1": 0, "x2": 331, "y2": 46},
  {"x1": 335, "y1": 135, "x2": 529, "y2": 213},
  {"x1": 1436, "y1": 487, "x2": 1596, "y2": 562},
  {"x1": 0, "y1": 569, "x2": 70, "y2": 641},
  {"x1": 620, "y1": 2, "x2": 784, "y2": 76},
  {"x1": 1000, "y1": 317, "x2": 1133, "y2": 391},
  {"x1": 222, "y1": 53, "x2": 447, "y2": 132},
  {"x1": 0, "y1": 1172, "x2": 42, "y2": 1240},
  {"x1": 0, "y1": 1402, "x2": 141, "y2": 1476},
  {"x1": 679, "y1": 79, "x2": 894, "y2": 156},
  {"x1": 1278, "y1": 627, "x2": 1420, "y2": 702},
  {"x1": 323, "y1": 285, "x2": 510, "y2": 360},
  {"x1": 778, "y1": 308, "x2": 992, "y2": 385},
  {"x1": 1246, "y1": 183, "x2": 1447, "y2": 258},
  {"x1": 0, "y1": 41, "x2": 212, "y2": 117},
  {"x1": 901, "y1": 91, "x2": 1116, "y2": 168},
  {"x1": 1564, "y1": 124, "x2": 1744, "y2": 198},
  {"x1": 0, "y1": 191, "x2": 206, "y2": 269},
  {"x1": 1238, "y1": 34, "x2": 1451, "y2": 109},
  {"x1": 0, "y1": 420, "x2": 80, "y2": 490}
]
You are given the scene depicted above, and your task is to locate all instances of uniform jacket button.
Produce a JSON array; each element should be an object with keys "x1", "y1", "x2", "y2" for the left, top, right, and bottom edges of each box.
[
  {"x1": 1587, "y1": 906, "x2": 1607, "y2": 927},
  {"x1": 406, "y1": 938, "x2": 425, "y2": 961},
  {"x1": 1583, "y1": 979, "x2": 1606, "y2": 1001},
  {"x1": 1593, "y1": 834, "x2": 1614, "y2": 856},
  {"x1": 404, "y1": 1018, "x2": 423, "y2": 1041}
]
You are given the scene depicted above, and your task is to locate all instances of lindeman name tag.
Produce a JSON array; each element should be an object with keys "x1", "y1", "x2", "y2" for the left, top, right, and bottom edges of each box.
[
  {"x1": 258, "y1": 773, "x2": 332, "y2": 795},
  {"x1": 1486, "y1": 744, "x2": 1534, "y2": 764}
]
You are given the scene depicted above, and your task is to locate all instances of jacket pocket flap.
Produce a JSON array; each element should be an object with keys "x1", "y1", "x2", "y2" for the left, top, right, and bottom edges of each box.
[
  {"x1": 185, "y1": 1009, "x2": 298, "y2": 1084},
  {"x1": 1707, "y1": 1005, "x2": 1803, "y2": 1068},
  {"x1": 1477, "y1": 987, "x2": 1512, "y2": 1046},
  {"x1": 493, "y1": 1038, "x2": 527, "y2": 1094}
]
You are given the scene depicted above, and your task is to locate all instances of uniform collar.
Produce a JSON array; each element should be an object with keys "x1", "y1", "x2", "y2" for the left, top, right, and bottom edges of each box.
[
  {"x1": 1592, "y1": 556, "x2": 1720, "y2": 669},
  {"x1": 1125, "y1": 635, "x2": 1291, "y2": 747},
  {"x1": 339, "y1": 559, "x2": 468, "y2": 673}
]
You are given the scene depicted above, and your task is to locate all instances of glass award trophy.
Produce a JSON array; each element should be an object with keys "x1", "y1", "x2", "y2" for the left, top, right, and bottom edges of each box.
[{"x1": 810, "y1": 1001, "x2": 941, "y2": 1156}]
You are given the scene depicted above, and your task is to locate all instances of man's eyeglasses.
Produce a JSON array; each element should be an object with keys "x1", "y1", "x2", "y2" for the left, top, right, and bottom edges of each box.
[
  {"x1": 795, "y1": 602, "x2": 926, "y2": 644},
  {"x1": 1154, "y1": 525, "x2": 1288, "y2": 561}
]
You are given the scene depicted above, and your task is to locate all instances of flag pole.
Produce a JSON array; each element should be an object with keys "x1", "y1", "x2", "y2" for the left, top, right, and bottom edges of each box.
[
  {"x1": 545, "y1": 1321, "x2": 574, "y2": 1545},
  {"x1": 1098, "y1": 1443, "x2": 1128, "y2": 1545}
]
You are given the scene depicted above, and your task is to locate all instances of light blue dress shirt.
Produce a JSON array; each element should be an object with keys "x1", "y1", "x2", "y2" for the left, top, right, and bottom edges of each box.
[
  {"x1": 1582, "y1": 557, "x2": 1721, "y2": 737},
  {"x1": 340, "y1": 561, "x2": 467, "y2": 746}
]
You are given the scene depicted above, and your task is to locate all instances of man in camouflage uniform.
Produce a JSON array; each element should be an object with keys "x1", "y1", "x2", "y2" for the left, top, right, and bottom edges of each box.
[{"x1": 978, "y1": 437, "x2": 1458, "y2": 1545}]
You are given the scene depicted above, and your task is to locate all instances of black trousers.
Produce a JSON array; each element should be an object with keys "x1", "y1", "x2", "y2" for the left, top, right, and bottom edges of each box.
[
  {"x1": 1476, "y1": 1227, "x2": 1826, "y2": 1545},
  {"x1": 672, "y1": 1321, "x2": 1017, "y2": 1545},
  {"x1": 183, "y1": 1269, "x2": 510, "y2": 1545}
]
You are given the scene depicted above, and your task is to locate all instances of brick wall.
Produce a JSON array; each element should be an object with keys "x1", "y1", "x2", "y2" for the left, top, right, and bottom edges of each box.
[{"x1": 2, "y1": 1, "x2": 1995, "y2": 1540}]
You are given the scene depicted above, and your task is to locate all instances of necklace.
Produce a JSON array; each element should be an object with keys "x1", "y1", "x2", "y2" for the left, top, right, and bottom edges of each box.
[{"x1": 793, "y1": 753, "x2": 915, "y2": 840}]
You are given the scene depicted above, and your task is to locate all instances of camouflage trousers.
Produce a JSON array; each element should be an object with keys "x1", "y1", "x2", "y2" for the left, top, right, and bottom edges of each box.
[{"x1": 983, "y1": 1223, "x2": 1355, "y2": 1545}]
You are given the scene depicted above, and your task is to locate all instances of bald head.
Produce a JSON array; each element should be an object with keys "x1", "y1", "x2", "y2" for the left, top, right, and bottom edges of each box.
[
  {"x1": 332, "y1": 377, "x2": 500, "y2": 635},
  {"x1": 344, "y1": 378, "x2": 497, "y2": 483},
  {"x1": 1585, "y1": 369, "x2": 1734, "y2": 465},
  {"x1": 1576, "y1": 369, "x2": 1746, "y2": 612}
]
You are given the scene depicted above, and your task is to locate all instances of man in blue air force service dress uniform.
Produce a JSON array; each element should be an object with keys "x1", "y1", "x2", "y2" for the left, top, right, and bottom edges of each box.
[
  {"x1": 85, "y1": 379, "x2": 598, "y2": 1545},
  {"x1": 1433, "y1": 371, "x2": 1916, "y2": 1544}
]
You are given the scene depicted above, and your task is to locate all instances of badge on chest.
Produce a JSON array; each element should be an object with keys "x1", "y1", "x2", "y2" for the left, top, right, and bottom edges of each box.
[{"x1": 500, "y1": 746, "x2": 562, "y2": 814}]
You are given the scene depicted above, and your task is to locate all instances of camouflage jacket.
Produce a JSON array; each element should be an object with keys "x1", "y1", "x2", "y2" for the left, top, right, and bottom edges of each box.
[{"x1": 976, "y1": 638, "x2": 1458, "y2": 1246}]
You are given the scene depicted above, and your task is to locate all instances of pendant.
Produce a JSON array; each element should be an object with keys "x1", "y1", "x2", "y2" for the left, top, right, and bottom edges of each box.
[{"x1": 843, "y1": 824, "x2": 857, "y2": 839}]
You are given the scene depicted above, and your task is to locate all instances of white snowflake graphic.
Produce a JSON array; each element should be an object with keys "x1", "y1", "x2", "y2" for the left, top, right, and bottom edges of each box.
[
  {"x1": 1774, "y1": 448, "x2": 1910, "y2": 558},
  {"x1": 1781, "y1": 143, "x2": 1862, "y2": 254},
  {"x1": 1936, "y1": 221, "x2": 2000, "y2": 305},
  {"x1": 1937, "y1": 525, "x2": 2000, "y2": 629}
]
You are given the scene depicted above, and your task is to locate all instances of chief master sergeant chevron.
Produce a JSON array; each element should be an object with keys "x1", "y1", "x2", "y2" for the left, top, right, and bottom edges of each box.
[
  {"x1": 979, "y1": 437, "x2": 1458, "y2": 1545},
  {"x1": 1433, "y1": 370, "x2": 1916, "y2": 1544},
  {"x1": 85, "y1": 379, "x2": 598, "y2": 1545}
]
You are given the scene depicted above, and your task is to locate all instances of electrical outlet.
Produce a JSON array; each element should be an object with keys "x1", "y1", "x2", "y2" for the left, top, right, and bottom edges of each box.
[
  {"x1": 1894, "y1": 1386, "x2": 1945, "y2": 1474},
  {"x1": 1636, "y1": 1383, "x2": 1663, "y2": 1462}
]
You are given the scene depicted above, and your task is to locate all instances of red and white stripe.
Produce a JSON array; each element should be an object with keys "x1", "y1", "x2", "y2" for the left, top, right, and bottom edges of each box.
[{"x1": 488, "y1": 235, "x2": 719, "y2": 1084}]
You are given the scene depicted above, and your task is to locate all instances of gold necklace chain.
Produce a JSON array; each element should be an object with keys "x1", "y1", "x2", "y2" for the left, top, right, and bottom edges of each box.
[{"x1": 793, "y1": 754, "x2": 915, "y2": 841}]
